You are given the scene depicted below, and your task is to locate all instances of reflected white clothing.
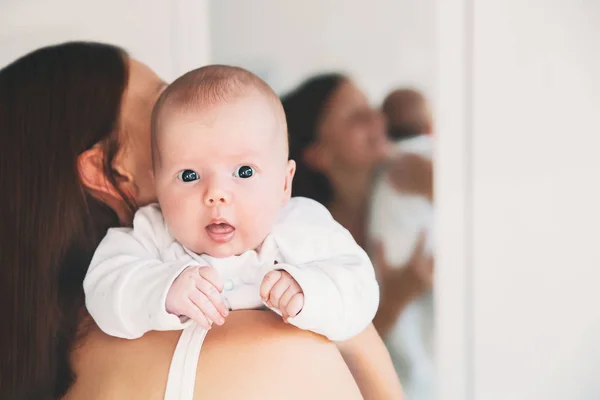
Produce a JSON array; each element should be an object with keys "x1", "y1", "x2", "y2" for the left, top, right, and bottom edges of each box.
[
  {"x1": 369, "y1": 134, "x2": 434, "y2": 266},
  {"x1": 84, "y1": 197, "x2": 378, "y2": 342},
  {"x1": 368, "y1": 134, "x2": 435, "y2": 400}
]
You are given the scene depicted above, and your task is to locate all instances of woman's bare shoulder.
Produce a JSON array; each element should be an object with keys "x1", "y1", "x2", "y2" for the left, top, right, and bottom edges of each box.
[
  {"x1": 65, "y1": 316, "x2": 180, "y2": 399},
  {"x1": 195, "y1": 311, "x2": 362, "y2": 399},
  {"x1": 65, "y1": 311, "x2": 361, "y2": 400}
]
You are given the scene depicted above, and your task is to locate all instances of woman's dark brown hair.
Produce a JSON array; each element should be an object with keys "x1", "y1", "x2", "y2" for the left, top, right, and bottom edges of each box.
[
  {"x1": 282, "y1": 73, "x2": 346, "y2": 206},
  {"x1": 0, "y1": 42, "x2": 131, "y2": 399}
]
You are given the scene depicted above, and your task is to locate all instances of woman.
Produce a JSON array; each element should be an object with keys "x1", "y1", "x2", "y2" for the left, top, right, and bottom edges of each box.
[
  {"x1": 282, "y1": 74, "x2": 434, "y2": 339},
  {"x1": 0, "y1": 43, "x2": 398, "y2": 399}
]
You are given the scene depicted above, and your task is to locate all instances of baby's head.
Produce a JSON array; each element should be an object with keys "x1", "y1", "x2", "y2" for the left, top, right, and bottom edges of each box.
[
  {"x1": 382, "y1": 88, "x2": 432, "y2": 140},
  {"x1": 151, "y1": 65, "x2": 295, "y2": 258}
]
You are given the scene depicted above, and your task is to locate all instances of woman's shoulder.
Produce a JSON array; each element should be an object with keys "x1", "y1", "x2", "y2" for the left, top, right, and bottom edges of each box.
[
  {"x1": 66, "y1": 311, "x2": 361, "y2": 400},
  {"x1": 194, "y1": 311, "x2": 361, "y2": 399},
  {"x1": 65, "y1": 317, "x2": 180, "y2": 399}
]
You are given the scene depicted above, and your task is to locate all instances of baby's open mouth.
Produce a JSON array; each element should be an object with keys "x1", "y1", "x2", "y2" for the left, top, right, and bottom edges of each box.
[{"x1": 205, "y1": 222, "x2": 235, "y2": 243}]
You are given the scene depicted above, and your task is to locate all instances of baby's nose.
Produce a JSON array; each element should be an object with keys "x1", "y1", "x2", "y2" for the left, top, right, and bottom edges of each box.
[{"x1": 204, "y1": 187, "x2": 231, "y2": 207}]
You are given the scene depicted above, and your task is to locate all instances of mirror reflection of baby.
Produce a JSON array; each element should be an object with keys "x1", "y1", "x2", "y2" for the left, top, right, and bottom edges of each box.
[
  {"x1": 84, "y1": 65, "x2": 379, "y2": 342},
  {"x1": 369, "y1": 88, "x2": 434, "y2": 400}
]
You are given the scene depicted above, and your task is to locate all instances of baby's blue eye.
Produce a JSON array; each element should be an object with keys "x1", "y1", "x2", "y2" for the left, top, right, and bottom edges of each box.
[
  {"x1": 234, "y1": 165, "x2": 254, "y2": 179},
  {"x1": 177, "y1": 169, "x2": 199, "y2": 182}
]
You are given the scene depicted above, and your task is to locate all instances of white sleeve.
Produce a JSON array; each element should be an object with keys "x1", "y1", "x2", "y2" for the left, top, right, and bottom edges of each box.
[
  {"x1": 271, "y1": 197, "x2": 380, "y2": 342},
  {"x1": 83, "y1": 204, "x2": 198, "y2": 339}
]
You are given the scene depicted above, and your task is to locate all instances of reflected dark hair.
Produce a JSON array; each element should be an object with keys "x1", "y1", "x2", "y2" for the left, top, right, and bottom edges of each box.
[
  {"x1": 0, "y1": 42, "x2": 129, "y2": 399},
  {"x1": 282, "y1": 73, "x2": 346, "y2": 205}
]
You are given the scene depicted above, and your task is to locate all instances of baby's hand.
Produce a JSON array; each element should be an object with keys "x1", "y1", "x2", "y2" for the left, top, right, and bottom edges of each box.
[
  {"x1": 166, "y1": 265, "x2": 229, "y2": 330},
  {"x1": 260, "y1": 270, "x2": 304, "y2": 321}
]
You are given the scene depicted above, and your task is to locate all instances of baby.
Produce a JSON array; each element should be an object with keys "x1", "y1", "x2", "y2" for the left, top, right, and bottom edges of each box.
[
  {"x1": 372, "y1": 88, "x2": 434, "y2": 266},
  {"x1": 369, "y1": 88, "x2": 435, "y2": 400},
  {"x1": 84, "y1": 65, "x2": 379, "y2": 342}
]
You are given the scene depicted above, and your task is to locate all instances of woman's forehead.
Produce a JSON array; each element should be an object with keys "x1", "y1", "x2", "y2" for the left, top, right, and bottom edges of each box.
[{"x1": 323, "y1": 82, "x2": 369, "y2": 123}]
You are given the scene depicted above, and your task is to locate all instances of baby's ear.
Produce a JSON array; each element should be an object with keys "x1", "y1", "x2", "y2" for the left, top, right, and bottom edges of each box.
[{"x1": 282, "y1": 159, "x2": 296, "y2": 204}]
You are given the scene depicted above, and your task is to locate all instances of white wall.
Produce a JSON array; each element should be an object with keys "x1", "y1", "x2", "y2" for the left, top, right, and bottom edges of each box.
[
  {"x1": 209, "y1": 0, "x2": 435, "y2": 104},
  {"x1": 0, "y1": 0, "x2": 211, "y2": 81},
  {"x1": 436, "y1": 0, "x2": 600, "y2": 399}
]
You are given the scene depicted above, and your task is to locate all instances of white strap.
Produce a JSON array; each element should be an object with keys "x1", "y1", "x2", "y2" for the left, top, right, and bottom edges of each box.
[{"x1": 164, "y1": 324, "x2": 208, "y2": 400}]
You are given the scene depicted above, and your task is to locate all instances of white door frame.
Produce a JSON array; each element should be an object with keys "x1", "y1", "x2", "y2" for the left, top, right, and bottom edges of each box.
[{"x1": 434, "y1": 0, "x2": 474, "y2": 399}]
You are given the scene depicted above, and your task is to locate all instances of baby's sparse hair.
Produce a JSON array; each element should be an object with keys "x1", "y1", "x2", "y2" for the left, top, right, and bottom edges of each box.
[
  {"x1": 382, "y1": 88, "x2": 432, "y2": 140},
  {"x1": 151, "y1": 65, "x2": 286, "y2": 167}
]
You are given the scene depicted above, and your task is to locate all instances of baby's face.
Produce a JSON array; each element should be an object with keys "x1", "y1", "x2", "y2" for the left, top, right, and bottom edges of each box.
[{"x1": 154, "y1": 90, "x2": 295, "y2": 258}]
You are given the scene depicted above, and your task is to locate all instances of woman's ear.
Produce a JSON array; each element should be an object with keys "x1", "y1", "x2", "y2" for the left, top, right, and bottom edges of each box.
[{"x1": 77, "y1": 145, "x2": 133, "y2": 201}]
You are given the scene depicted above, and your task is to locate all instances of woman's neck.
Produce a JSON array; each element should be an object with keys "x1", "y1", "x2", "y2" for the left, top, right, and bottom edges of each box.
[{"x1": 327, "y1": 169, "x2": 373, "y2": 248}]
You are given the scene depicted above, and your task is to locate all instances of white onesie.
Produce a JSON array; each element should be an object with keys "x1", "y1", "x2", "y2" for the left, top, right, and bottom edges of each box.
[
  {"x1": 84, "y1": 197, "x2": 379, "y2": 342},
  {"x1": 368, "y1": 134, "x2": 435, "y2": 400}
]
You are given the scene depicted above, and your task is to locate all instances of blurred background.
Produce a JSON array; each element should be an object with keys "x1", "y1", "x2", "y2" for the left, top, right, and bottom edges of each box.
[
  {"x1": 2, "y1": 1, "x2": 600, "y2": 399},
  {"x1": 209, "y1": 0, "x2": 435, "y2": 102}
]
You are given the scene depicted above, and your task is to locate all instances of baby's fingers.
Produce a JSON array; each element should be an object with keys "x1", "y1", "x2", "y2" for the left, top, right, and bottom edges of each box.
[
  {"x1": 190, "y1": 290, "x2": 225, "y2": 326},
  {"x1": 272, "y1": 278, "x2": 295, "y2": 310},
  {"x1": 195, "y1": 276, "x2": 229, "y2": 318},
  {"x1": 182, "y1": 300, "x2": 212, "y2": 330},
  {"x1": 278, "y1": 287, "x2": 296, "y2": 313},
  {"x1": 196, "y1": 266, "x2": 224, "y2": 292},
  {"x1": 260, "y1": 270, "x2": 283, "y2": 302},
  {"x1": 285, "y1": 293, "x2": 304, "y2": 321}
]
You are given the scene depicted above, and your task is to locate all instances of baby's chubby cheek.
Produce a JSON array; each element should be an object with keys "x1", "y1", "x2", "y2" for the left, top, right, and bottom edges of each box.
[
  {"x1": 244, "y1": 204, "x2": 281, "y2": 237},
  {"x1": 160, "y1": 200, "x2": 205, "y2": 246}
]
